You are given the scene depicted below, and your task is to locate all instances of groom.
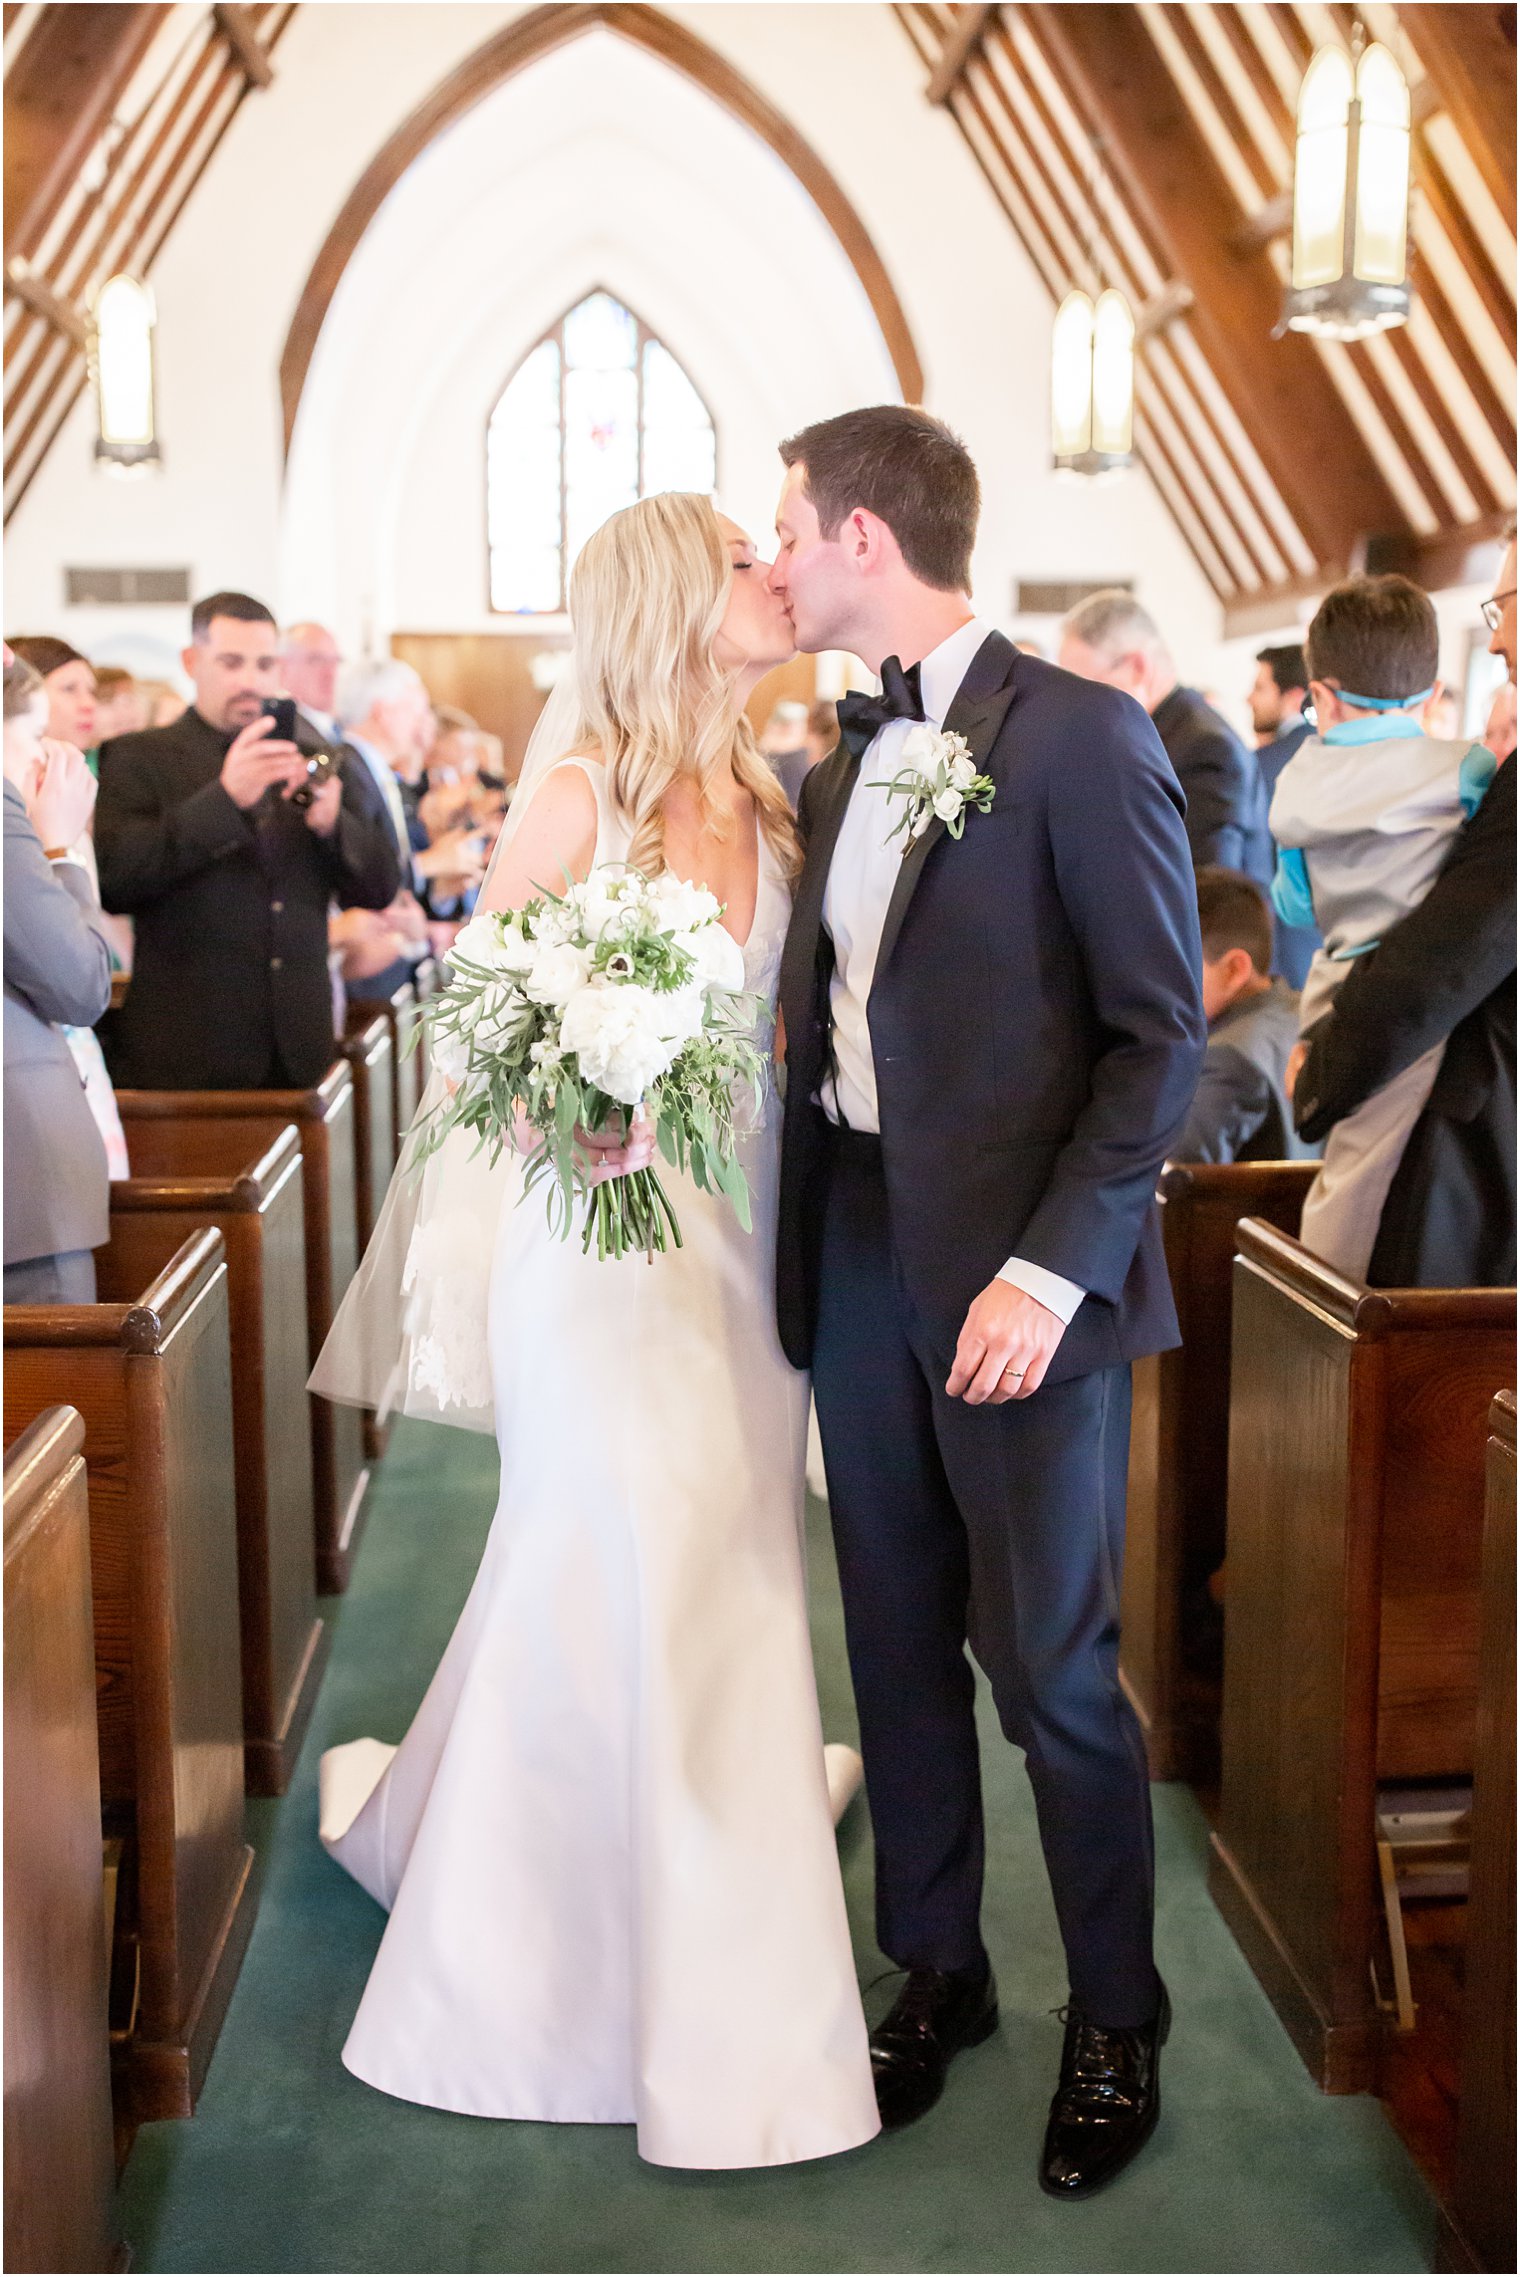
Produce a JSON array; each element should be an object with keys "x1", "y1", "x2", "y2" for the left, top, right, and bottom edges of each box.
[{"x1": 770, "y1": 407, "x2": 1206, "y2": 2198}]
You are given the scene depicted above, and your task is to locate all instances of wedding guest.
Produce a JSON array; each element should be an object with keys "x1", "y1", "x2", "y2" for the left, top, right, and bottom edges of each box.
[
  {"x1": 8, "y1": 636, "x2": 97, "y2": 752},
  {"x1": 1059, "y1": 592, "x2": 1271, "y2": 883},
  {"x1": 1294, "y1": 535, "x2": 1517, "y2": 1286},
  {"x1": 94, "y1": 589, "x2": 400, "y2": 1089},
  {"x1": 3, "y1": 659, "x2": 112, "y2": 1303},
  {"x1": 1422, "y1": 688, "x2": 1461, "y2": 741},
  {"x1": 807, "y1": 699, "x2": 839, "y2": 765},
  {"x1": 1246, "y1": 642, "x2": 1319, "y2": 986},
  {"x1": 138, "y1": 678, "x2": 187, "y2": 728},
  {"x1": 760, "y1": 699, "x2": 812, "y2": 807},
  {"x1": 1482, "y1": 679, "x2": 1516, "y2": 763},
  {"x1": 1272, "y1": 573, "x2": 1495, "y2": 1279},
  {"x1": 91, "y1": 667, "x2": 148, "y2": 747},
  {"x1": 335, "y1": 656, "x2": 441, "y2": 999},
  {"x1": 1172, "y1": 870, "x2": 1306, "y2": 1165},
  {"x1": 280, "y1": 620, "x2": 345, "y2": 742}
]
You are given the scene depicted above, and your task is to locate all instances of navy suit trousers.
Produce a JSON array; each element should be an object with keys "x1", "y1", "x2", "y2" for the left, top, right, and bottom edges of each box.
[{"x1": 811, "y1": 1128, "x2": 1160, "y2": 2026}]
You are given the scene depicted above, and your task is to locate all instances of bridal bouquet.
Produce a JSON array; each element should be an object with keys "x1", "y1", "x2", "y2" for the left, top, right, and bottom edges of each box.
[{"x1": 415, "y1": 867, "x2": 765, "y2": 1260}]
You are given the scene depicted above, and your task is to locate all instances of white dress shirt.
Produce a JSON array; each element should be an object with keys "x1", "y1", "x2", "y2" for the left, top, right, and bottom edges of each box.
[{"x1": 820, "y1": 617, "x2": 1085, "y2": 1326}]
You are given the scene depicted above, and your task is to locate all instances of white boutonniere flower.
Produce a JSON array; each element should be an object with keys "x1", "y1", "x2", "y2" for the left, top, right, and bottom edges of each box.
[{"x1": 870, "y1": 723, "x2": 996, "y2": 850}]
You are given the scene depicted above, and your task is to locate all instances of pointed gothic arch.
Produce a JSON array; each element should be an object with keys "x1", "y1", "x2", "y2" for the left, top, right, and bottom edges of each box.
[{"x1": 279, "y1": 2, "x2": 923, "y2": 456}]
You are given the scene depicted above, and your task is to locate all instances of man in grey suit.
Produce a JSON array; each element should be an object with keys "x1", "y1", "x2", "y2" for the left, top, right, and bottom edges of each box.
[{"x1": 4, "y1": 661, "x2": 113, "y2": 1302}]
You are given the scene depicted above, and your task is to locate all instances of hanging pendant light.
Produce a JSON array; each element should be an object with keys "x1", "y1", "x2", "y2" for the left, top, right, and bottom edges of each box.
[
  {"x1": 1283, "y1": 38, "x2": 1412, "y2": 341},
  {"x1": 1051, "y1": 286, "x2": 1134, "y2": 477},
  {"x1": 91, "y1": 273, "x2": 161, "y2": 471}
]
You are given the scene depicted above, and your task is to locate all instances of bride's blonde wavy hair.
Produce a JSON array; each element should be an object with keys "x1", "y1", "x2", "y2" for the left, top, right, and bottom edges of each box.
[{"x1": 565, "y1": 492, "x2": 801, "y2": 883}]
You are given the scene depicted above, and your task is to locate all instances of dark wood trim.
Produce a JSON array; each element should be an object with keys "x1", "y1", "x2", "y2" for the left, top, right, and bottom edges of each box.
[
  {"x1": 1400, "y1": 3, "x2": 1517, "y2": 221},
  {"x1": 212, "y1": 2, "x2": 273, "y2": 88},
  {"x1": 1221, "y1": 513, "x2": 1512, "y2": 637},
  {"x1": 2, "y1": 3, "x2": 171, "y2": 266},
  {"x1": 279, "y1": 2, "x2": 924, "y2": 456},
  {"x1": 1022, "y1": 3, "x2": 1410, "y2": 563},
  {"x1": 926, "y1": 3, "x2": 997, "y2": 103},
  {"x1": 2, "y1": 256, "x2": 87, "y2": 345}
]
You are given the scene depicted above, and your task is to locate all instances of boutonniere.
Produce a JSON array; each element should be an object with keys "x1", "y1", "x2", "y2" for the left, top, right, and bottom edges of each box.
[{"x1": 870, "y1": 723, "x2": 996, "y2": 851}]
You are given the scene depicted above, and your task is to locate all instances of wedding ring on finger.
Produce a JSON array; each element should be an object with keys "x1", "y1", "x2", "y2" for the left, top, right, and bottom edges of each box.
[{"x1": 1002, "y1": 1367, "x2": 1025, "y2": 1382}]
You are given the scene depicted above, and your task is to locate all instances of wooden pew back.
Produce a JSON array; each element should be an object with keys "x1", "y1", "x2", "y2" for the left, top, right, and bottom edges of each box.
[
  {"x1": 1123, "y1": 1161, "x2": 1318, "y2": 1780},
  {"x1": 4, "y1": 1232, "x2": 256, "y2": 2120},
  {"x1": 103, "y1": 1126, "x2": 326, "y2": 1795},
  {"x1": 4, "y1": 1408, "x2": 118, "y2": 2275},
  {"x1": 115, "y1": 1065, "x2": 368, "y2": 1593},
  {"x1": 1210, "y1": 1218, "x2": 1515, "y2": 2090}
]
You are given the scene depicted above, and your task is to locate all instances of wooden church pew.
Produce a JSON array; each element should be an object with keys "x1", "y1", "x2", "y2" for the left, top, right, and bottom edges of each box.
[
  {"x1": 1438, "y1": 1391, "x2": 1516, "y2": 2276},
  {"x1": 347, "y1": 978, "x2": 421, "y2": 1154},
  {"x1": 115, "y1": 1064, "x2": 369, "y2": 1593},
  {"x1": 1122, "y1": 1159, "x2": 1319, "y2": 1782},
  {"x1": 4, "y1": 1231, "x2": 256, "y2": 2123},
  {"x1": 337, "y1": 1014, "x2": 397, "y2": 1463},
  {"x1": 1208, "y1": 1219, "x2": 1515, "y2": 2093},
  {"x1": 5, "y1": 1409, "x2": 119, "y2": 2276},
  {"x1": 104, "y1": 1123, "x2": 328, "y2": 1795}
]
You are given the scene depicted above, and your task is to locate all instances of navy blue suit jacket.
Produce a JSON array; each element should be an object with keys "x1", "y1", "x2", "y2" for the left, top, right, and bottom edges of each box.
[{"x1": 776, "y1": 633, "x2": 1207, "y2": 1382}]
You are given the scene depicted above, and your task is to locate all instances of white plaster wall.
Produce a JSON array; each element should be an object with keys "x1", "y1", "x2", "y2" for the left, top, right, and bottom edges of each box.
[{"x1": 6, "y1": 1, "x2": 1243, "y2": 691}]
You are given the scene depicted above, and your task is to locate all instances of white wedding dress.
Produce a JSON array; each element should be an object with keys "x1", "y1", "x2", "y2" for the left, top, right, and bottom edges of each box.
[{"x1": 319, "y1": 758, "x2": 879, "y2": 2170}]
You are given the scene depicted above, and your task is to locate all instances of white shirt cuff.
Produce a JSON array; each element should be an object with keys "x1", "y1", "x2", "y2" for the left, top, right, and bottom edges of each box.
[{"x1": 996, "y1": 1256, "x2": 1086, "y2": 1325}]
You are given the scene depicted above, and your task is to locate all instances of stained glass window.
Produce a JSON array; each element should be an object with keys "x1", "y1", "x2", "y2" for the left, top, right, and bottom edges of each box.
[{"x1": 488, "y1": 291, "x2": 718, "y2": 615}]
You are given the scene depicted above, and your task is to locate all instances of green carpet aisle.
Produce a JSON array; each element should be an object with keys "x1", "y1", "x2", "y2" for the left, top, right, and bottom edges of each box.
[{"x1": 119, "y1": 1419, "x2": 1438, "y2": 2274}]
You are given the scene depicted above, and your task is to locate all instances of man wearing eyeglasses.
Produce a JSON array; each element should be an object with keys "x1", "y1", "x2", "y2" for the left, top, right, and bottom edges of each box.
[{"x1": 1293, "y1": 529, "x2": 1516, "y2": 1287}]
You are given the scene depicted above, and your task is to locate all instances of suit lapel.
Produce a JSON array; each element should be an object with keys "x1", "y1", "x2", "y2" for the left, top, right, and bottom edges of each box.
[{"x1": 869, "y1": 637, "x2": 1018, "y2": 991}]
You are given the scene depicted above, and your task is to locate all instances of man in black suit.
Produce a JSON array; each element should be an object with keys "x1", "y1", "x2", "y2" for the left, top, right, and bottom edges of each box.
[
  {"x1": 771, "y1": 408, "x2": 1205, "y2": 2199},
  {"x1": 1293, "y1": 534, "x2": 1517, "y2": 1286},
  {"x1": 1059, "y1": 590, "x2": 1271, "y2": 887},
  {"x1": 95, "y1": 590, "x2": 400, "y2": 1090}
]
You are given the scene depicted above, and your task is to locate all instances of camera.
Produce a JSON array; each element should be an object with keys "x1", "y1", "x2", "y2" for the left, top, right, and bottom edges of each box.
[{"x1": 288, "y1": 753, "x2": 338, "y2": 811}]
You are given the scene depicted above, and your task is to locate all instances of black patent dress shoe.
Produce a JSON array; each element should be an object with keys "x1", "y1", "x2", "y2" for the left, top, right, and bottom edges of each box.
[
  {"x1": 869, "y1": 1965, "x2": 999, "y2": 2129},
  {"x1": 1039, "y1": 1983, "x2": 1171, "y2": 2199}
]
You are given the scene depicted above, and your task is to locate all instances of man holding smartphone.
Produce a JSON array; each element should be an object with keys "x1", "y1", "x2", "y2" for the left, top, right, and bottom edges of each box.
[{"x1": 95, "y1": 589, "x2": 400, "y2": 1089}]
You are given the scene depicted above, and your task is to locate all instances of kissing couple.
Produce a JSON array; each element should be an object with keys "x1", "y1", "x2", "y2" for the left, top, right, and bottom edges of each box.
[{"x1": 314, "y1": 405, "x2": 1207, "y2": 2199}]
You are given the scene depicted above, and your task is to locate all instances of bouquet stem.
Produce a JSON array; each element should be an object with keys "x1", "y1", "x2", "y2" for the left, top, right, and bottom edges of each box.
[{"x1": 583, "y1": 1167, "x2": 684, "y2": 1261}]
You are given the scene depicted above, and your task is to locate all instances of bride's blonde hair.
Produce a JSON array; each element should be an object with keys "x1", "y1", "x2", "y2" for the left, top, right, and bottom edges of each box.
[{"x1": 566, "y1": 492, "x2": 801, "y2": 881}]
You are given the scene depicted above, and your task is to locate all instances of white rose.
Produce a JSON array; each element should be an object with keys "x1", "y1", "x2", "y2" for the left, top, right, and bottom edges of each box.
[
  {"x1": 933, "y1": 788, "x2": 963, "y2": 822},
  {"x1": 947, "y1": 754, "x2": 977, "y2": 792},
  {"x1": 559, "y1": 982, "x2": 681, "y2": 1106},
  {"x1": 524, "y1": 940, "x2": 594, "y2": 1009},
  {"x1": 899, "y1": 723, "x2": 941, "y2": 770}
]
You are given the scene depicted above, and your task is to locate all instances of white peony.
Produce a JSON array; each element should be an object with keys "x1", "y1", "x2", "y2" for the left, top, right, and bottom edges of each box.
[
  {"x1": 559, "y1": 981, "x2": 682, "y2": 1106},
  {"x1": 578, "y1": 871, "x2": 634, "y2": 940},
  {"x1": 452, "y1": 913, "x2": 534, "y2": 978},
  {"x1": 432, "y1": 1030, "x2": 471, "y2": 1086},
  {"x1": 524, "y1": 940, "x2": 594, "y2": 1008},
  {"x1": 947, "y1": 754, "x2": 978, "y2": 791},
  {"x1": 681, "y1": 920, "x2": 745, "y2": 996},
  {"x1": 651, "y1": 980, "x2": 708, "y2": 1046},
  {"x1": 933, "y1": 787, "x2": 963, "y2": 822},
  {"x1": 647, "y1": 873, "x2": 721, "y2": 936}
]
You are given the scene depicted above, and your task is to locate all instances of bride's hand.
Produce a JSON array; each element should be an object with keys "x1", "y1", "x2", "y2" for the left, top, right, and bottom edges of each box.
[{"x1": 574, "y1": 1104, "x2": 655, "y2": 1185}]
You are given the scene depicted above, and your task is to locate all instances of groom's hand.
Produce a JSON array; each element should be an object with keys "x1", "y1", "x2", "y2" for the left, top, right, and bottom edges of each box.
[{"x1": 947, "y1": 1280, "x2": 1066, "y2": 1405}]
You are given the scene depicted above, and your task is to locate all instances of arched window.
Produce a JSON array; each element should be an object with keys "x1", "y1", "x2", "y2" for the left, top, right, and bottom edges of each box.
[{"x1": 487, "y1": 290, "x2": 717, "y2": 615}]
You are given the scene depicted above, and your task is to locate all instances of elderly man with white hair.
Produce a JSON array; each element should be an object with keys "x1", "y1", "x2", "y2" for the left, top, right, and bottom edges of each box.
[
  {"x1": 1059, "y1": 590, "x2": 1271, "y2": 886},
  {"x1": 326, "y1": 655, "x2": 446, "y2": 1005}
]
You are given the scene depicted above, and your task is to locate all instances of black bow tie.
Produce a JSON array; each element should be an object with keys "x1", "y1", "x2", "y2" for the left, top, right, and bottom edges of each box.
[{"x1": 836, "y1": 654, "x2": 926, "y2": 761}]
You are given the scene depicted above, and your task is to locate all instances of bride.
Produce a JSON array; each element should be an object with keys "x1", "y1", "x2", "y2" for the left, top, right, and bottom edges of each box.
[{"x1": 311, "y1": 492, "x2": 879, "y2": 2170}]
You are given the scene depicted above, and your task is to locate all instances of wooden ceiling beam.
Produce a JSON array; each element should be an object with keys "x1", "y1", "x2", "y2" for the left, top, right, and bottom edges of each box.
[
  {"x1": 1222, "y1": 511, "x2": 1512, "y2": 636},
  {"x1": 3, "y1": 3, "x2": 170, "y2": 266},
  {"x1": 1022, "y1": 3, "x2": 1410, "y2": 570},
  {"x1": 927, "y1": 4, "x2": 997, "y2": 103},
  {"x1": 1398, "y1": 4, "x2": 1516, "y2": 221},
  {"x1": 212, "y1": 3, "x2": 274, "y2": 90}
]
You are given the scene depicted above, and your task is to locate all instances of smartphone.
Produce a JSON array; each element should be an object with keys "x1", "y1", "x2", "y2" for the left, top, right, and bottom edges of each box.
[{"x1": 261, "y1": 696, "x2": 298, "y2": 742}]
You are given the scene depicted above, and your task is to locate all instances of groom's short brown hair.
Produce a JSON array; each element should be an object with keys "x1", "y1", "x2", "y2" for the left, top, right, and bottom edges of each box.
[{"x1": 780, "y1": 406, "x2": 979, "y2": 593}]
